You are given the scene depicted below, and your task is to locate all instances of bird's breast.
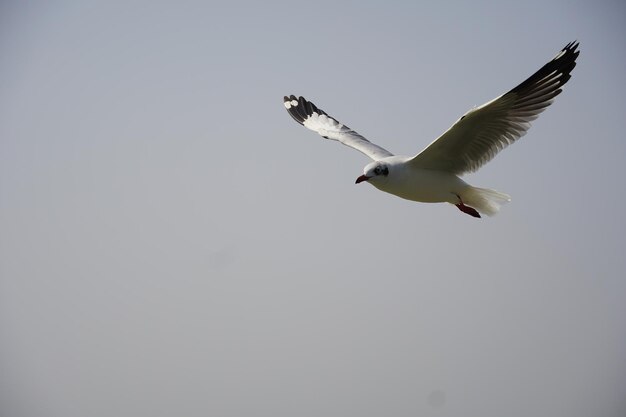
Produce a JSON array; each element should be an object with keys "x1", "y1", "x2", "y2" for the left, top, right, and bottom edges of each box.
[{"x1": 372, "y1": 169, "x2": 467, "y2": 203}]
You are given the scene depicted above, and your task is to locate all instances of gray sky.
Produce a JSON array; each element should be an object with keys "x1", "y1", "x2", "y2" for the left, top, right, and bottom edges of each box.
[{"x1": 1, "y1": 1, "x2": 625, "y2": 416}]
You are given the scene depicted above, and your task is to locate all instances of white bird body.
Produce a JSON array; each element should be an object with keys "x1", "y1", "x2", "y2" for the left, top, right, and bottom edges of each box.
[
  {"x1": 361, "y1": 157, "x2": 510, "y2": 216},
  {"x1": 284, "y1": 42, "x2": 579, "y2": 218},
  {"x1": 364, "y1": 157, "x2": 468, "y2": 203}
]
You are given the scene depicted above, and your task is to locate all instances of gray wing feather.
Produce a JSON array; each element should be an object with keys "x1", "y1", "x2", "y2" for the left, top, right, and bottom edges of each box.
[{"x1": 409, "y1": 41, "x2": 580, "y2": 174}]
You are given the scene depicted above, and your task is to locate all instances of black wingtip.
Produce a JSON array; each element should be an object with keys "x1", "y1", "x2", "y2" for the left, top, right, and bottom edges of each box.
[
  {"x1": 559, "y1": 40, "x2": 580, "y2": 62},
  {"x1": 564, "y1": 40, "x2": 580, "y2": 52},
  {"x1": 283, "y1": 95, "x2": 329, "y2": 126},
  {"x1": 510, "y1": 41, "x2": 580, "y2": 95},
  {"x1": 550, "y1": 40, "x2": 580, "y2": 85}
]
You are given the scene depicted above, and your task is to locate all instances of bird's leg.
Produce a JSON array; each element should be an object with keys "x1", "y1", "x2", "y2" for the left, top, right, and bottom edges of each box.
[
  {"x1": 456, "y1": 203, "x2": 481, "y2": 218},
  {"x1": 454, "y1": 195, "x2": 481, "y2": 218}
]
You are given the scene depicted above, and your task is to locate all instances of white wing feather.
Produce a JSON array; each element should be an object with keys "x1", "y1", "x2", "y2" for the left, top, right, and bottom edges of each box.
[
  {"x1": 409, "y1": 41, "x2": 580, "y2": 174},
  {"x1": 284, "y1": 95, "x2": 393, "y2": 161}
]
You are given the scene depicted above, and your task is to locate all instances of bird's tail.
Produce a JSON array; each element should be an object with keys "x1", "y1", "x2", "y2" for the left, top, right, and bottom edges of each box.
[{"x1": 463, "y1": 186, "x2": 511, "y2": 216}]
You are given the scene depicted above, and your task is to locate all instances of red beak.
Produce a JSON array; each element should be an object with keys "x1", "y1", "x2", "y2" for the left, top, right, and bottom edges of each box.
[{"x1": 355, "y1": 174, "x2": 369, "y2": 184}]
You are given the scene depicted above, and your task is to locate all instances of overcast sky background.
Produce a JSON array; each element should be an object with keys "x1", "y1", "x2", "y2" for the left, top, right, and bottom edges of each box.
[{"x1": 1, "y1": 1, "x2": 625, "y2": 416}]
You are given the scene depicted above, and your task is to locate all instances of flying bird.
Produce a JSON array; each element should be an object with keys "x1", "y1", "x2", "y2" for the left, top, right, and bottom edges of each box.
[{"x1": 284, "y1": 41, "x2": 579, "y2": 218}]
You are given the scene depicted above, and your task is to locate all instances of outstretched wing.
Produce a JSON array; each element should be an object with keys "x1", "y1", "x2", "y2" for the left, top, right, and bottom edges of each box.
[
  {"x1": 409, "y1": 41, "x2": 580, "y2": 174},
  {"x1": 284, "y1": 95, "x2": 394, "y2": 161}
]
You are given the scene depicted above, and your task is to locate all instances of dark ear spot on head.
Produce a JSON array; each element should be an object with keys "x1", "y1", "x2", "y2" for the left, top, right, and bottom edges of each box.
[{"x1": 374, "y1": 165, "x2": 389, "y2": 176}]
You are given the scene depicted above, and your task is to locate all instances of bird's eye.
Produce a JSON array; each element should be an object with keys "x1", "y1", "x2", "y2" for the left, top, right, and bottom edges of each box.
[{"x1": 374, "y1": 166, "x2": 381, "y2": 175}]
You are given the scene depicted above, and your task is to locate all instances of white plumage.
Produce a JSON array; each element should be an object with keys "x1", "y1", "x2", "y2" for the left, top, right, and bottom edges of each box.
[{"x1": 284, "y1": 42, "x2": 579, "y2": 218}]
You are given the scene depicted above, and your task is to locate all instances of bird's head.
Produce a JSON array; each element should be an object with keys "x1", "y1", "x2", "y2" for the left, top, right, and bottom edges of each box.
[{"x1": 355, "y1": 161, "x2": 390, "y2": 184}]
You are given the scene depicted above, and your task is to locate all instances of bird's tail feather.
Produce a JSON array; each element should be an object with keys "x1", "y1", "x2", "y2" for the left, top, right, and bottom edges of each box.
[{"x1": 463, "y1": 187, "x2": 511, "y2": 216}]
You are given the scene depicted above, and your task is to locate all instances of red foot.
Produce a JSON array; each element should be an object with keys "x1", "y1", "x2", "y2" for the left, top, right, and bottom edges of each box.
[{"x1": 456, "y1": 202, "x2": 481, "y2": 218}]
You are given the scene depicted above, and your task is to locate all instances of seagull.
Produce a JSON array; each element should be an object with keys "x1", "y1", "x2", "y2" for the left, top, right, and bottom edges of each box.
[{"x1": 284, "y1": 41, "x2": 579, "y2": 218}]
